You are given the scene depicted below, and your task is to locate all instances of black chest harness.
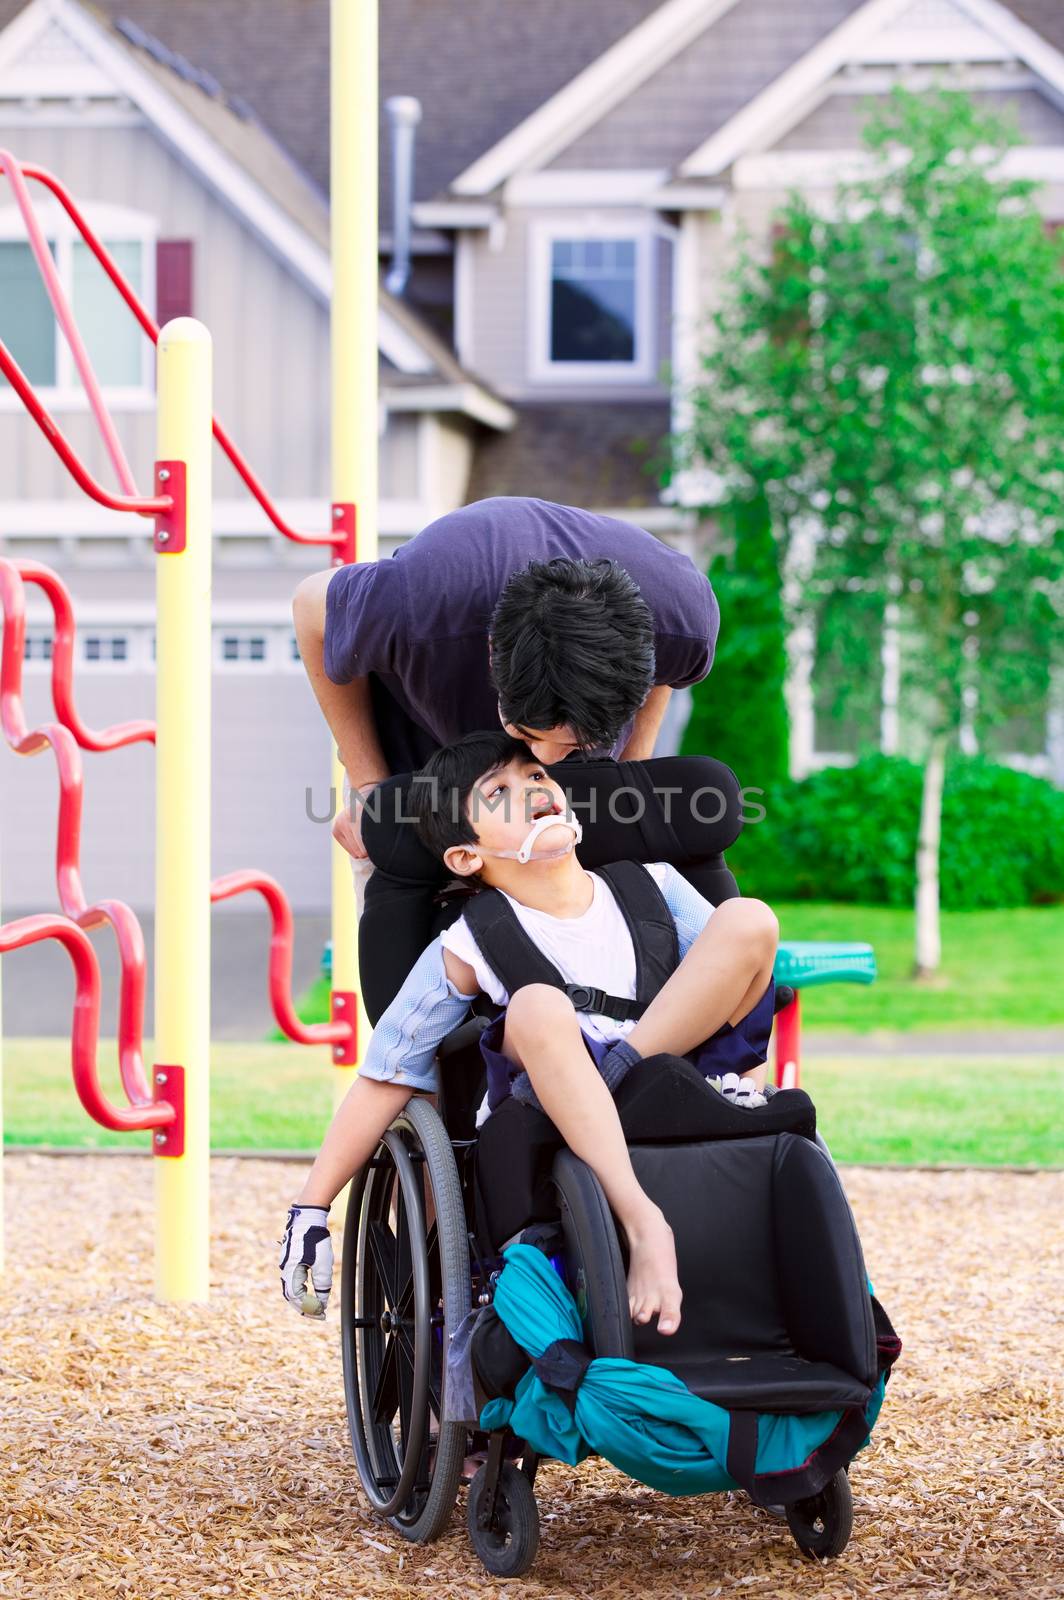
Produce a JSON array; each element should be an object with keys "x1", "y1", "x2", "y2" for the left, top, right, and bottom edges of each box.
[{"x1": 460, "y1": 860, "x2": 680, "y2": 1023}]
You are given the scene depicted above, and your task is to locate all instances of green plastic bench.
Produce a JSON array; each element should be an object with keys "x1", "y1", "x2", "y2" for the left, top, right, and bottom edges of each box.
[
  {"x1": 771, "y1": 941, "x2": 876, "y2": 1088},
  {"x1": 774, "y1": 941, "x2": 877, "y2": 991}
]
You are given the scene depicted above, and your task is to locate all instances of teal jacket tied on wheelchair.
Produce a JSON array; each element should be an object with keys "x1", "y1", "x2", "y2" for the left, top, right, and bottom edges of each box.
[{"x1": 481, "y1": 1244, "x2": 898, "y2": 1505}]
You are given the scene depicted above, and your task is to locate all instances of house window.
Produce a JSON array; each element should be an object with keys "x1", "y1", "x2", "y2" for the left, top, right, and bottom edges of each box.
[
  {"x1": 22, "y1": 631, "x2": 53, "y2": 664},
  {"x1": 531, "y1": 223, "x2": 654, "y2": 383},
  {"x1": 551, "y1": 239, "x2": 637, "y2": 363},
  {"x1": 220, "y1": 633, "x2": 268, "y2": 664},
  {"x1": 0, "y1": 205, "x2": 155, "y2": 407},
  {"x1": 83, "y1": 633, "x2": 130, "y2": 665},
  {"x1": 72, "y1": 240, "x2": 143, "y2": 389},
  {"x1": 0, "y1": 241, "x2": 57, "y2": 384}
]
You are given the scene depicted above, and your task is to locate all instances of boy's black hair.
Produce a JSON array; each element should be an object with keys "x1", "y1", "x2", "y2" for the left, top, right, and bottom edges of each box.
[
  {"x1": 411, "y1": 729, "x2": 537, "y2": 863},
  {"x1": 489, "y1": 557, "x2": 656, "y2": 751}
]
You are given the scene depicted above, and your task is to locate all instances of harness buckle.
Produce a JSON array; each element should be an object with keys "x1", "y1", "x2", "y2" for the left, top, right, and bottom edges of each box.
[{"x1": 564, "y1": 983, "x2": 606, "y2": 1014}]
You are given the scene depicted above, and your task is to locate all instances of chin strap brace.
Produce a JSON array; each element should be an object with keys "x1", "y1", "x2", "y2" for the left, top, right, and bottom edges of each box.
[{"x1": 478, "y1": 809, "x2": 583, "y2": 864}]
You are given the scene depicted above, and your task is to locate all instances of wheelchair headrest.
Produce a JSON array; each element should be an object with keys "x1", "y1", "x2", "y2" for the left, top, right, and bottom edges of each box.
[{"x1": 362, "y1": 754, "x2": 744, "y2": 885}]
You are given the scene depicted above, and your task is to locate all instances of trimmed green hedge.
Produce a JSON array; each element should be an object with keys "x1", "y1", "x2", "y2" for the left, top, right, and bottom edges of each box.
[{"x1": 730, "y1": 753, "x2": 1064, "y2": 909}]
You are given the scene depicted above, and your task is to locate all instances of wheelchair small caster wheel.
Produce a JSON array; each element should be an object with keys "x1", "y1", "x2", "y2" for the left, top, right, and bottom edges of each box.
[
  {"x1": 786, "y1": 1468, "x2": 853, "y2": 1559},
  {"x1": 467, "y1": 1461, "x2": 540, "y2": 1577}
]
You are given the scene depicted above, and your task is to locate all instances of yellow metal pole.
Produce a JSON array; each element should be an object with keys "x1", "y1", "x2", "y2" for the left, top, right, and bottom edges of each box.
[
  {"x1": 330, "y1": 0, "x2": 378, "y2": 1125},
  {"x1": 153, "y1": 317, "x2": 212, "y2": 1303}
]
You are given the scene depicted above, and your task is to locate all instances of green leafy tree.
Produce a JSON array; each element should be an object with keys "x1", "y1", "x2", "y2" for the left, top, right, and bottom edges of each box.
[
  {"x1": 680, "y1": 491, "x2": 789, "y2": 788},
  {"x1": 672, "y1": 88, "x2": 1064, "y2": 975}
]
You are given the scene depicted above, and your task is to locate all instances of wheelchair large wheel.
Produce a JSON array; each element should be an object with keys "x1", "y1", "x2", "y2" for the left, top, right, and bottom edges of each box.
[
  {"x1": 786, "y1": 1468, "x2": 853, "y2": 1559},
  {"x1": 553, "y1": 1149, "x2": 633, "y2": 1359},
  {"x1": 342, "y1": 1096, "x2": 470, "y2": 1542}
]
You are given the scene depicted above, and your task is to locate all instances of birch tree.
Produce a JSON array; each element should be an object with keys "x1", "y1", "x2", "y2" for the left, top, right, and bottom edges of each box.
[{"x1": 672, "y1": 88, "x2": 1064, "y2": 975}]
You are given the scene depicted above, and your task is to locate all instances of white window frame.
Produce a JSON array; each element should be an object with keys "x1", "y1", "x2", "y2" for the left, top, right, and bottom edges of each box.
[
  {"x1": 214, "y1": 627, "x2": 273, "y2": 672},
  {"x1": 79, "y1": 628, "x2": 139, "y2": 672},
  {"x1": 0, "y1": 201, "x2": 157, "y2": 412},
  {"x1": 286, "y1": 629, "x2": 306, "y2": 672},
  {"x1": 213, "y1": 625, "x2": 310, "y2": 673},
  {"x1": 20, "y1": 628, "x2": 54, "y2": 671},
  {"x1": 528, "y1": 216, "x2": 656, "y2": 385}
]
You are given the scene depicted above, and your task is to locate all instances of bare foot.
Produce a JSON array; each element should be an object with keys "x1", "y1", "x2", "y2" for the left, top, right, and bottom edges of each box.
[{"x1": 624, "y1": 1207, "x2": 682, "y2": 1336}]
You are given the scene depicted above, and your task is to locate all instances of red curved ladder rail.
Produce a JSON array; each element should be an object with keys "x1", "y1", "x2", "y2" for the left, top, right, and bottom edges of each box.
[{"x1": 0, "y1": 148, "x2": 358, "y2": 1135}]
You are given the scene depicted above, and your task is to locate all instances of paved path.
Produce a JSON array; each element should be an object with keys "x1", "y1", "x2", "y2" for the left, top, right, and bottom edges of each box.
[{"x1": 805, "y1": 1030, "x2": 1064, "y2": 1056}]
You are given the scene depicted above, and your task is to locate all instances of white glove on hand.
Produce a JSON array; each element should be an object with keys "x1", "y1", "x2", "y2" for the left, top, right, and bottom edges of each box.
[{"x1": 279, "y1": 1204, "x2": 333, "y2": 1318}]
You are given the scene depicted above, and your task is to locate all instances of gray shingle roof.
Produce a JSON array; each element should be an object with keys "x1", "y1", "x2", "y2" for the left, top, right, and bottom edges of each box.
[
  {"x1": 0, "y1": 0, "x2": 663, "y2": 227},
  {"x1": 466, "y1": 401, "x2": 670, "y2": 510},
  {"x1": 3, "y1": 0, "x2": 1062, "y2": 220},
  {"x1": 1006, "y1": 0, "x2": 1064, "y2": 54},
  {"x1": 553, "y1": 0, "x2": 858, "y2": 172}
]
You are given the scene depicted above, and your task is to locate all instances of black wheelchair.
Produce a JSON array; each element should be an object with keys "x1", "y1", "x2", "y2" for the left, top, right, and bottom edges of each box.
[{"x1": 342, "y1": 757, "x2": 894, "y2": 1577}]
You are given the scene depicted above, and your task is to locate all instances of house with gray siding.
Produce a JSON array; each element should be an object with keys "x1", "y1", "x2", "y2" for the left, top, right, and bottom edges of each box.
[
  {"x1": 2, "y1": 0, "x2": 1062, "y2": 934},
  {"x1": 0, "y1": 0, "x2": 513, "y2": 919}
]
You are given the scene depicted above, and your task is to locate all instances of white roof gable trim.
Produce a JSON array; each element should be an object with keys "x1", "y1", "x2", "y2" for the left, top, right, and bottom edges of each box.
[
  {"x1": 0, "y1": 1, "x2": 113, "y2": 96},
  {"x1": 680, "y1": 0, "x2": 1064, "y2": 176},
  {"x1": 450, "y1": 0, "x2": 742, "y2": 196},
  {"x1": 0, "y1": 0, "x2": 434, "y2": 376}
]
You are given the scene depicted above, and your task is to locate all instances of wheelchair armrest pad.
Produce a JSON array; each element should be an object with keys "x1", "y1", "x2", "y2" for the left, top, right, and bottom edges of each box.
[
  {"x1": 437, "y1": 1014, "x2": 492, "y2": 1062},
  {"x1": 615, "y1": 1054, "x2": 816, "y2": 1144}
]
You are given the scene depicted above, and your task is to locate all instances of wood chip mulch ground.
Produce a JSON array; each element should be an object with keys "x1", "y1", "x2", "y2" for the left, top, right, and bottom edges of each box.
[{"x1": 0, "y1": 1155, "x2": 1060, "y2": 1599}]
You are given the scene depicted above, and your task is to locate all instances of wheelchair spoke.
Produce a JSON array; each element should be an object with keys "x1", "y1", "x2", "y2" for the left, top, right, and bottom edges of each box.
[
  {"x1": 394, "y1": 1187, "x2": 414, "y2": 1318},
  {"x1": 367, "y1": 1219, "x2": 398, "y2": 1304},
  {"x1": 397, "y1": 1338, "x2": 413, "y2": 1457},
  {"x1": 396, "y1": 1316, "x2": 418, "y2": 1371},
  {"x1": 399, "y1": 1220, "x2": 436, "y2": 1319},
  {"x1": 371, "y1": 1334, "x2": 401, "y2": 1428}
]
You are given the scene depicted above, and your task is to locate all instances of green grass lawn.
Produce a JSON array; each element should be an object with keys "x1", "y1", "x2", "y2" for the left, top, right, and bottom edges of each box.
[
  {"x1": 1, "y1": 1039, "x2": 336, "y2": 1155},
  {"x1": 283, "y1": 903, "x2": 1064, "y2": 1035},
  {"x1": 774, "y1": 902, "x2": 1064, "y2": 1033},
  {"x1": 3, "y1": 1037, "x2": 1061, "y2": 1167}
]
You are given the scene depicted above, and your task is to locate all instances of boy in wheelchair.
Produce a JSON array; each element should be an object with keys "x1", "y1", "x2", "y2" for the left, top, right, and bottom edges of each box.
[{"x1": 280, "y1": 729, "x2": 779, "y2": 1339}]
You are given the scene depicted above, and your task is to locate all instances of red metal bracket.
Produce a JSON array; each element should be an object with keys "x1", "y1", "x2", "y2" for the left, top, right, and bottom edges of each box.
[
  {"x1": 151, "y1": 1063, "x2": 186, "y2": 1156},
  {"x1": 773, "y1": 992, "x2": 801, "y2": 1090},
  {"x1": 331, "y1": 502, "x2": 357, "y2": 566},
  {"x1": 153, "y1": 461, "x2": 187, "y2": 552},
  {"x1": 330, "y1": 991, "x2": 358, "y2": 1065}
]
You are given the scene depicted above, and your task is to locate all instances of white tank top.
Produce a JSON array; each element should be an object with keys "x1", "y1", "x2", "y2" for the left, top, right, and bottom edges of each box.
[{"x1": 440, "y1": 862, "x2": 670, "y2": 1045}]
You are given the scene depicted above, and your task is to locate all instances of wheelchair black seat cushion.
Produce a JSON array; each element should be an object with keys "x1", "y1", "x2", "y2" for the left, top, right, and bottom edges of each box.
[
  {"x1": 361, "y1": 754, "x2": 745, "y2": 885},
  {"x1": 474, "y1": 1055, "x2": 816, "y2": 1252},
  {"x1": 626, "y1": 1132, "x2": 877, "y2": 1412},
  {"x1": 474, "y1": 1130, "x2": 878, "y2": 1421}
]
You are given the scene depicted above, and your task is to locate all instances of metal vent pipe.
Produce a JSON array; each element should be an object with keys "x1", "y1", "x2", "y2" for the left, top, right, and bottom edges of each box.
[{"x1": 384, "y1": 95, "x2": 422, "y2": 297}]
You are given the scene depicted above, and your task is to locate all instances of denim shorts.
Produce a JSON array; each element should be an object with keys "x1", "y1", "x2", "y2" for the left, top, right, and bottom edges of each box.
[{"x1": 479, "y1": 978, "x2": 775, "y2": 1112}]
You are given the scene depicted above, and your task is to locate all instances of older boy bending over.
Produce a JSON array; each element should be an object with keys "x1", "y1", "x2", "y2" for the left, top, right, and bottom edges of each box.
[{"x1": 279, "y1": 732, "x2": 777, "y2": 1338}]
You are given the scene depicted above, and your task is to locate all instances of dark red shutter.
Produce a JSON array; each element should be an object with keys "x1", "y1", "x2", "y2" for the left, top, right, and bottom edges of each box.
[{"x1": 156, "y1": 240, "x2": 194, "y2": 324}]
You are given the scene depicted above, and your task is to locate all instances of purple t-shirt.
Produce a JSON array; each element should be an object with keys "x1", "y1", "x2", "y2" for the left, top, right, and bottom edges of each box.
[{"x1": 324, "y1": 497, "x2": 718, "y2": 757}]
